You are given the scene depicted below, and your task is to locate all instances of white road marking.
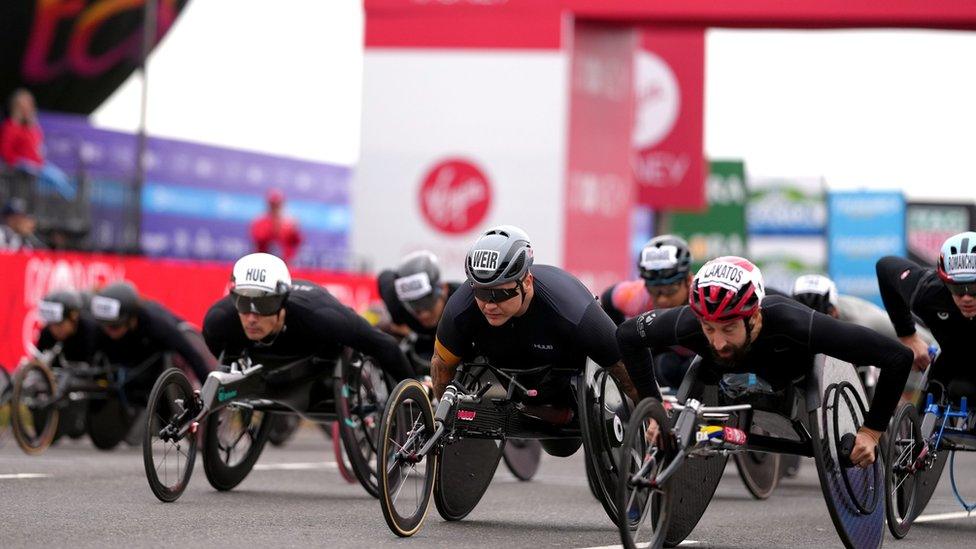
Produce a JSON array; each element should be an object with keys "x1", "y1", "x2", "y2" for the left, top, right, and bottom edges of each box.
[
  {"x1": 914, "y1": 510, "x2": 976, "y2": 523},
  {"x1": 574, "y1": 541, "x2": 698, "y2": 549},
  {"x1": 0, "y1": 473, "x2": 51, "y2": 480},
  {"x1": 253, "y1": 462, "x2": 338, "y2": 471}
]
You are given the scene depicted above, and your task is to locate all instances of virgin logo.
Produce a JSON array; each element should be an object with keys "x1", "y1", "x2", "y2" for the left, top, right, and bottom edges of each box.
[
  {"x1": 419, "y1": 159, "x2": 492, "y2": 235},
  {"x1": 632, "y1": 50, "x2": 680, "y2": 150}
]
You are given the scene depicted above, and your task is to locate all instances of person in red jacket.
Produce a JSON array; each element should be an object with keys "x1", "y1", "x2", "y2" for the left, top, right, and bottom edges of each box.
[
  {"x1": 249, "y1": 188, "x2": 303, "y2": 264},
  {"x1": 1, "y1": 89, "x2": 74, "y2": 199}
]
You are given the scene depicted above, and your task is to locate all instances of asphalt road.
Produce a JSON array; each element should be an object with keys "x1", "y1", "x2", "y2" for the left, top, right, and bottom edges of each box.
[{"x1": 1, "y1": 426, "x2": 974, "y2": 548}]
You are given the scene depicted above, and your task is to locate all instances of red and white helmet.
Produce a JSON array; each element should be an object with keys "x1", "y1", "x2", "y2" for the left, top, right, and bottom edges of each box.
[{"x1": 689, "y1": 256, "x2": 765, "y2": 322}]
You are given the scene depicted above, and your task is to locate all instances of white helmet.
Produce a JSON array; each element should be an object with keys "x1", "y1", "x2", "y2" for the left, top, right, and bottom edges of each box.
[{"x1": 231, "y1": 253, "x2": 291, "y2": 315}]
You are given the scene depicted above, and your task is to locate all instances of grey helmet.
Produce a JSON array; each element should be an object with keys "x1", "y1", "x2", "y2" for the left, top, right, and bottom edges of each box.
[
  {"x1": 638, "y1": 235, "x2": 692, "y2": 286},
  {"x1": 38, "y1": 289, "x2": 84, "y2": 324},
  {"x1": 395, "y1": 250, "x2": 443, "y2": 312},
  {"x1": 91, "y1": 281, "x2": 141, "y2": 325},
  {"x1": 464, "y1": 225, "x2": 534, "y2": 288}
]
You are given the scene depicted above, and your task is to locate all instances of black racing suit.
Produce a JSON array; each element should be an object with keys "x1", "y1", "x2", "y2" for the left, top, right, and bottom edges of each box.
[
  {"x1": 617, "y1": 295, "x2": 912, "y2": 432},
  {"x1": 436, "y1": 265, "x2": 623, "y2": 456},
  {"x1": 877, "y1": 256, "x2": 976, "y2": 401},
  {"x1": 377, "y1": 269, "x2": 461, "y2": 359},
  {"x1": 36, "y1": 313, "x2": 99, "y2": 364},
  {"x1": 203, "y1": 279, "x2": 414, "y2": 382},
  {"x1": 96, "y1": 301, "x2": 213, "y2": 406}
]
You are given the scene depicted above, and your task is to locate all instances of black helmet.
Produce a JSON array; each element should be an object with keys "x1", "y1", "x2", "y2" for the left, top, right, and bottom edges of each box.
[
  {"x1": 791, "y1": 274, "x2": 838, "y2": 315},
  {"x1": 91, "y1": 281, "x2": 141, "y2": 325},
  {"x1": 37, "y1": 290, "x2": 83, "y2": 324},
  {"x1": 464, "y1": 225, "x2": 533, "y2": 288},
  {"x1": 395, "y1": 251, "x2": 443, "y2": 313},
  {"x1": 638, "y1": 235, "x2": 692, "y2": 286}
]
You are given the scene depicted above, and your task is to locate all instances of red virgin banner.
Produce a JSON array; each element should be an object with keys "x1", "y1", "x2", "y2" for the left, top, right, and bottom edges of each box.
[
  {"x1": 563, "y1": 23, "x2": 636, "y2": 293},
  {"x1": 0, "y1": 251, "x2": 379, "y2": 371},
  {"x1": 631, "y1": 27, "x2": 706, "y2": 210}
]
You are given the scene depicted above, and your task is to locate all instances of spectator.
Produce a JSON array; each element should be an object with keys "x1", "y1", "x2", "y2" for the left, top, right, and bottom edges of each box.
[
  {"x1": 249, "y1": 188, "x2": 302, "y2": 264},
  {"x1": 0, "y1": 197, "x2": 47, "y2": 250},
  {"x1": 0, "y1": 88, "x2": 75, "y2": 200}
]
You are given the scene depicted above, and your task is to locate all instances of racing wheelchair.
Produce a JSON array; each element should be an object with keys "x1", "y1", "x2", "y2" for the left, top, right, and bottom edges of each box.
[
  {"x1": 616, "y1": 355, "x2": 884, "y2": 549},
  {"x1": 10, "y1": 348, "x2": 166, "y2": 454},
  {"x1": 884, "y1": 375, "x2": 976, "y2": 538},
  {"x1": 376, "y1": 359, "x2": 631, "y2": 537},
  {"x1": 142, "y1": 348, "x2": 392, "y2": 502}
]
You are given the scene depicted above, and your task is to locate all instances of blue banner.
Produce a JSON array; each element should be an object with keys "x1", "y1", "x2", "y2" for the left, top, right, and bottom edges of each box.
[{"x1": 828, "y1": 191, "x2": 906, "y2": 306}]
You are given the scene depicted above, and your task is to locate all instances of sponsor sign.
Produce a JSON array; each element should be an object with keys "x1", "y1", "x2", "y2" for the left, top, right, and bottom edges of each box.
[
  {"x1": 828, "y1": 191, "x2": 905, "y2": 307},
  {"x1": 906, "y1": 202, "x2": 976, "y2": 266},
  {"x1": 418, "y1": 159, "x2": 492, "y2": 235},
  {"x1": 748, "y1": 176, "x2": 827, "y2": 236},
  {"x1": 668, "y1": 160, "x2": 748, "y2": 271},
  {"x1": 631, "y1": 28, "x2": 706, "y2": 210}
]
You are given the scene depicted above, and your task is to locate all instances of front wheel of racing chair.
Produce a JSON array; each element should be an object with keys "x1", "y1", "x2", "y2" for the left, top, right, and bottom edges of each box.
[
  {"x1": 335, "y1": 350, "x2": 394, "y2": 498},
  {"x1": 143, "y1": 368, "x2": 199, "y2": 502},
  {"x1": 615, "y1": 397, "x2": 674, "y2": 549},
  {"x1": 202, "y1": 397, "x2": 273, "y2": 492},
  {"x1": 377, "y1": 379, "x2": 437, "y2": 537},
  {"x1": 10, "y1": 361, "x2": 59, "y2": 455},
  {"x1": 885, "y1": 402, "x2": 924, "y2": 538}
]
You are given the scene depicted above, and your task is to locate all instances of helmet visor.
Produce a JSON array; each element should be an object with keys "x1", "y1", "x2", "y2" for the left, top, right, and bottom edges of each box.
[{"x1": 234, "y1": 294, "x2": 286, "y2": 316}]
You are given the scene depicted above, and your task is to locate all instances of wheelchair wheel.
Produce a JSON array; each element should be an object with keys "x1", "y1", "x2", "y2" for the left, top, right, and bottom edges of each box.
[
  {"x1": 0, "y1": 367, "x2": 12, "y2": 445},
  {"x1": 87, "y1": 398, "x2": 131, "y2": 450},
  {"x1": 734, "y1": 450, "x2": 781, "y2": 500},
  {"x1": 11, "y1": 362, "x2": 59, "y2": 455},
  {"x1": 616, "y1": 398, "x2": 673, "y2": 549},
  {"x1": 266, "y1": 413, "x2": 300, "y2": 447},
  {"x1": 378, "y1": 379, "x2": 436, "y2": 537},
  {"x1": 335, "y1": 352, "x2": 392, "y2": 498},
  {"x1": 202, "y1": 401, "x2": 272, "y2": 491},
  {"x1": 579, "y1": 362, "x2": 632, "y2": 525},
  {"x1": 329, "y1": 422, "x2": 357, "y2": 484},
  {"x1": 143, "y1": 368, "x2": 199, "y2": 502},
  {"x1": 885, "y1": 403, "x2": 923, "y2": 538},
  {"x1": 502, "y1": 439, "x2": 543, "y2": 481}
]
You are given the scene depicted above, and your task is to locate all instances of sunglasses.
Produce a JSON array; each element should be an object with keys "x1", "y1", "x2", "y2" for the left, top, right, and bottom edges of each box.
[
  {"x1": 947, "y1": 283, "x2": 976, "y2": 298},
  {"x1": 403, "y1": 293, "x2": 439, "y2": 315},
  {"x1": 473, "y1": 286, "x2": 520, "y2": 304},
  {"x1": 645, "y1": 281, "x2": 683, "y2": 298},
  {"x1": 234, "y1": 294, "x2": 286, "y2": 316}
]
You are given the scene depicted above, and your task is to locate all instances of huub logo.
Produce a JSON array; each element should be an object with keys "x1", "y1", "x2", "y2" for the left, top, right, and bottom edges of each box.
[
  {"x1": 470, "y1": 249, "x2": 499, "y2": 272},
  {"x1": 245, "y1": 268, "x2": 267, "y2": 282}
]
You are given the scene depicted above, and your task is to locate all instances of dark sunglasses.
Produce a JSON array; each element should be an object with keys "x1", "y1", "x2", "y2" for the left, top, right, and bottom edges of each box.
[
  {"x1": 645, "y1": 281, "x2": 683, "y2": 298},
  {"x1": 403, "y1": 293, "x2": 439, "y2": 315},
  {"x1": 473, "y1": 286, "x2": 520, "y2": 304},
  {"x1": 234, "y1": 294, "x2": 286, "y2": 316},
  {"x1": 947, "y1": 283, "x2": 976, "y2": 297},
  {"x1": 99, "y1": 321, "x2": 128, "y2": 331}
]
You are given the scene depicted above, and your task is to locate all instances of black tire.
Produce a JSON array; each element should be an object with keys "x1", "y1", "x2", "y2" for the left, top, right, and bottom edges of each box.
[
  {"x1": 266, "y1": 413, "x2": 300, "y2": 447},
  {"x1": 143, "y1": 368, "x2": 199, "y2": 502},
  {"x1": 616, "y1": 398, "x2": 673, "y2": 549},
  {"x1": 502, "y1": 439, "x2": 543, "y2": 481},
  {"x1": 378, "y1": 379, "x2": 437, "y2": 538},
  {"x1": 336, "y1": 352, "x2": 392, "y2": 498},
  {"x1": 885, "y1": 403, "x2": 923, "y2": 538},
  {"x1": 11, "y1": 362, "x2": 59, "y2": 455},
  {"x1": 87, "y1": 398, "x2": 131, "y2": 450},
  {"x1": 202, "y1": 401, "x2": 272, "y2": 492},
  {"x1": 579, "y1": 365, "x2": 632, "y2": 525},
  {"x1": 735, "y1": 450, "x2": 781, "y2": 500},
  {"x1": 0, "y1": 367, "x2": 12, "y2": 446}
]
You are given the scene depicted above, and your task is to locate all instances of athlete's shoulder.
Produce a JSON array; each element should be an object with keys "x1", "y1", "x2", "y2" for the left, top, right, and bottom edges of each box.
[
  {"x1": 287, "y1": 279, "x2": 342, "y2": 309},
  {"x1": 760, "y1": 294, "x2": 814, "y2": 325},
  {"x1": 531, "y1": 264, "x2": 597, "y2": 323}
]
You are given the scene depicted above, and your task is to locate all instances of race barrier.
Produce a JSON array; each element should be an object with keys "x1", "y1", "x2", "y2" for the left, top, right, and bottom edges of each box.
[{"x1": 0, "y1": 250, "x2": 378, "y2": 372}]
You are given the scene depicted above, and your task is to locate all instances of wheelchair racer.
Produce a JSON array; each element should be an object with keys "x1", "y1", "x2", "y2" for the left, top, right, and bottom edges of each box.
[
  {"x1": 35, "y1": 289, "x2": 99, "y2": 364},
  {"x1": 431, "y1": 225, "x2": 639, "y2": 457},
  {"x1": 876, "y1": 231, "x2": 976, "y2": 403},
  {"x1": 376, "y1": 250, "x2": 462, "y2": 363},
  {"x1": 91, "y1": 281, "x2": 213, "y2": 403},
  {"x1": 600, "y1": 235, "x2": 696, "y2": 390},
  {"x1": 618, "y1": 256, "x2": 912, "y2": 468},
  {"x1": 202, "y1": 252, "x2": 415, "y2": 383}
]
